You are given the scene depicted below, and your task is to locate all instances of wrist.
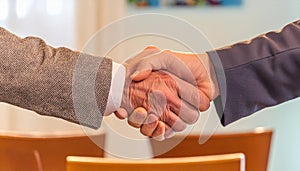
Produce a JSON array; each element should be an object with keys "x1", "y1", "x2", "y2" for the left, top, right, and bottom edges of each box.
[{"x1": 202, "y1": 53, "x2": 220, "y2": 99}]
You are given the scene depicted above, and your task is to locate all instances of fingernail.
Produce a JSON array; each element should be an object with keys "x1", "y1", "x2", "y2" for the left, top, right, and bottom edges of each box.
[
  {"x1": 130, "y1": 71, "x2": 140, "y2": 79},
  {"x1": 153, "y1": 135, "x2": 165, "y2": 141},
  {"x1": 146, "y1": 114, "x2": 157, "y2": 125},
  {"x1": 165, "y1": 130, "x2": 175, "y2": 139}
]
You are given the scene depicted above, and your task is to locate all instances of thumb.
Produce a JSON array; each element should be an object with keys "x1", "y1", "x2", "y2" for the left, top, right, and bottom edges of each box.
[
  {"x1": 130, "y1": 68, "x2": 152, "y2": 81},
  {"x1": 114, "y1": 108, "x2": 128, "y2": 119},
  {"x1": 130, "y1": 52, "x2": 167, "y2": 81}
]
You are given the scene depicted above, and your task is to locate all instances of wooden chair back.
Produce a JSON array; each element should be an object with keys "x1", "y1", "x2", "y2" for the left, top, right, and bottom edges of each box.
[
  {"x1": 66, "y1": 153, "x2": 245, "y2": 171},
  {"x1": 0, "y1": 131, "x2": 105, "y2": 171},
  {"x1": 150, "y1": 128, "x2": 273, "y2": 171}
]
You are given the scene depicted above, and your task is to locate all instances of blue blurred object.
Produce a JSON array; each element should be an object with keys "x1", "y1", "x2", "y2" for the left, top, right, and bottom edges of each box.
[
  {"x1": 222, "y1": 0, "x2": 242, "y2": 6},
  {"x1": 148, "y1": 0, "x2": 160, "y2": 6}
]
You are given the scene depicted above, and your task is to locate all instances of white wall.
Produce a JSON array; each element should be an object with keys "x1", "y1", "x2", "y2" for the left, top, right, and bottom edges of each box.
[
  {"x1": 0, "y1": 0, "x2": 125, "y2": 132},
  {"x1": 0, "y1": 0, "x2": 81, "y2": 132}
]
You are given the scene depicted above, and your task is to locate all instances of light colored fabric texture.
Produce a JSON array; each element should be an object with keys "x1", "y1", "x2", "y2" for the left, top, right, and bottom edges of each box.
[{"x1": 0, "y1": 27, "x2": 112, "y2": 128}]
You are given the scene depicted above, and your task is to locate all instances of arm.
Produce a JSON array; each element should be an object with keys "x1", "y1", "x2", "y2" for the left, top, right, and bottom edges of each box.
[
  {"x1": 0, "y1": 27, "x2": 112, "y2": 128},
  {"x1": 129, "y1": 20, "x2": 300, "y2": 128},
  {"x1": 0, "y1": 28, "x2": 192, "y2": 140},
  {"x1": 208, "y1": 20, "x2": 300, "y2": 125}
]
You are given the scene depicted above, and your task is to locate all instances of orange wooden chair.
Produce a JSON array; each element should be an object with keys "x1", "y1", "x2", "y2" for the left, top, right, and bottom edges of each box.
[
  {"x1": 0, "y1": 131, "x2": 105, "y2": 171},
  {"x1": 66, "y1": 153, "x2": 245, "y2": 171},
  {"x1": 150, "y1": 128, "x2": 273, "y2": 171}
]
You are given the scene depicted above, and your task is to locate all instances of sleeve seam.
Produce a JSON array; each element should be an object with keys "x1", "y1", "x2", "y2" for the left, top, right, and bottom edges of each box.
[{"x1": 225, "y1": 47, "x2": 300, "y2": 71}]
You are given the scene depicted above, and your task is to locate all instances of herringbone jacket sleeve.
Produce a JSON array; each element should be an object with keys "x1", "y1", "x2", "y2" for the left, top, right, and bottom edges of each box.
[{"x1": 0, "y1": 27, "x2": 112, "y2": 128}]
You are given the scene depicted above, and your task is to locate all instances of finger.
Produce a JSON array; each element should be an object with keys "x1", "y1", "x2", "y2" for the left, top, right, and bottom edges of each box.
[
  {"x1": 140, "y1": 114, "x2": 159, "y2": 137},
  {"x1": 160, "y1": 108, "x2": 187, "y2": 132},
  {"x1": 151, "y1": 121, "x2": 166, "y2": 141},
  {"x1": 170, "y1": 99, "x2": 200, "y2": 125},
  {"x1": 130, "y1": 68, "x2": 152, "y2": 81},
  {"x1": 142, "y1": 72, "x2": 201, "y2": 124},
  {"x1": 164, "y1": 124, "x2": 175, "y2": 139},
  {"x1": 128, "y1": 107, "x2": 148, "y2": 128},
  {"x1": 114, "y1": 108, "x2": 128, "y2": 119},
  {"x1": 146, "y1": 90, "x2": 187, "y2": 131},
  {"x1": 197, "y1": 90, "x2": 211, "y2": 111},
  {"x1": 145, "y1": 45, "x2": 160, "y2": 51},
  {"x1": 126, "y1": 46, "x2": 160, "y2": 64},
  {"x1": 138, "y1": 46, "x2": 160, "y2": 59},
  {"x1": 167, "y1": 71, "x2": 211, "y2": 111},
  {"x1": 146, "y1": 88, "x2": 195, "y2": 126},
  {"x1": 162, "y1": 88, "x2": 199, "y2": 124},
  {"x1": 128, "y1": 46, "x2": 160, "y2": 81},
  {"x1": 131, "y1": 50, "x2": 195, "y2": 83}
]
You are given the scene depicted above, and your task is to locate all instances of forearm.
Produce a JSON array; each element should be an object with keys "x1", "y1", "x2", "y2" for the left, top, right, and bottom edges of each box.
[
  {"x1": 0, "y1": 27, "x2": 112, "y2": 128},
  {"x1": 208, "y1": 20, "x2": 300, "y2": 125}
]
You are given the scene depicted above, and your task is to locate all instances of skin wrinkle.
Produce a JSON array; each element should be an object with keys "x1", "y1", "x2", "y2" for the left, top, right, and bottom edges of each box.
[
  {"x1": 129, "y1": 71, "x2": 181, "y2": 127},
  {"x1": 123, "y1": 46, "x2": 209, "y2": 138},
  {"x1": 165, "y1": 51, "x2": 212, "y2": 108}
]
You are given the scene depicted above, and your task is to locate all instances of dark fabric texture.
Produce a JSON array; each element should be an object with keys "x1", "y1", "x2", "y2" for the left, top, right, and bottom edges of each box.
[
  {"x1": 208, "y1": 20, "x2": 300, "y2": 125},
  {"x1": 0, "y1": 27, "x2": 112, "y2": 128}
]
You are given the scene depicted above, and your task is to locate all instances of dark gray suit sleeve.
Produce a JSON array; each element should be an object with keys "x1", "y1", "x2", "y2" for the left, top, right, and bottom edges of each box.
[
  {"x1": 208, "y1": 20, "x2": 300, "y2": 125},
  {"x1": 0, "y1": 27, "x2": 112, "y2": 129}
]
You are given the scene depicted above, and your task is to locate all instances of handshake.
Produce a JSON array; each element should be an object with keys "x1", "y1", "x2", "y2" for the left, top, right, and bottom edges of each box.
[{"x1": 106, "y1": 46, "x2": 219, "y2": 141}]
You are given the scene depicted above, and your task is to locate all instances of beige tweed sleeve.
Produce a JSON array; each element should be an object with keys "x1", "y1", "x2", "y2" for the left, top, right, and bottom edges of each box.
[{"x1": 0, "y1": 27, "x2": 112, "y2": 129}]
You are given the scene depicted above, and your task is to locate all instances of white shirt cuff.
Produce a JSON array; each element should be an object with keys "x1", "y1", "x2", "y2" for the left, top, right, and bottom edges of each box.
[{"x1": 104, "y1": 62, "x2": 126, "y2": 115}]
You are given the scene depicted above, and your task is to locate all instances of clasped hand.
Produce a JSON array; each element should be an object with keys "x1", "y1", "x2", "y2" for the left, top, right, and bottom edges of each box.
[{"x1": 114, "y1": 46, "x2": 218, "y2": 141}]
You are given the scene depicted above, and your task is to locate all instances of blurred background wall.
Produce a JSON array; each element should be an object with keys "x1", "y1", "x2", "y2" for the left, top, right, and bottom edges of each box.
[{"x1": 0, "y1": 0, "x2": 299, "y2": 170}]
